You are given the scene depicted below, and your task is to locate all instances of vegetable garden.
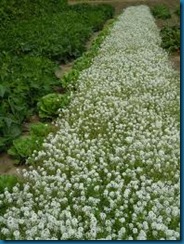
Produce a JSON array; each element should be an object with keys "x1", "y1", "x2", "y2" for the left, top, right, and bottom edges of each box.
[
  {"x1": 0, "y1": 0, "x2": 114, "y2": 153},
  {"x1": 0, "y1": 0, "x2": 180, "y2": 240}
]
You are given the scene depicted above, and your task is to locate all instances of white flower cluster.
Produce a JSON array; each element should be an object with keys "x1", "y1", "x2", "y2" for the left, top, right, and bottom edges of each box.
[{"x1": 0, "y1": 5, "x2": 180, "y2": 240}]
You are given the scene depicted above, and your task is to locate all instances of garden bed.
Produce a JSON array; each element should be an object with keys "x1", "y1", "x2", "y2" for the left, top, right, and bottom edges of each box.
[
  {"x1": 0, "y1": 5, "x2": 180, "y2": 240},
  {"x1": 0, "y1": 0, "x2": 115, "y2": 155}
]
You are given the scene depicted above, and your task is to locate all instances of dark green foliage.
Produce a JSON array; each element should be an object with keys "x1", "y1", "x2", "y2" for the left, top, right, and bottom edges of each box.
[
  {"x1": 97, "y1": 4, "x2": 115, "y2": 19},
  {"x1": 5, "y1": 15, "x2": 114, "y2": 165},
  {"x1": 0, "y1": 53, "x2": 59, "y2": 152},
  {"x1": 0, "y1": 1, "x2": 115, "y2": 152},
  {"x1": 151, "y1": 4, "x2": 171, "y2": 19},
  {"x1": 160, "y1": 26, "x2": 180, "y2": 52},
  {"x1": 0, "y1": 54, "x2": 59, "y2": 106},
  {"x1": 175, "y1": 6, "x2": 180, "y2": 17},
  {"x1": 61, "y1": 20, "x2": 114, "y2": 90},
  {"x1": 0, "y1": 118, "x2": 22, "y2": 153},
  {"x1": 69, "y1": 4, "x2": 115, "y2": 32},
  {"x1": 0, "y1": 5, "x2": 114, "y2": 62},
  {"x1": 0, "y1": 12, "x2": 91, "y2": 61},
  {"x1": 0, "y1": 0, "x2": 68, "y2": 24}
]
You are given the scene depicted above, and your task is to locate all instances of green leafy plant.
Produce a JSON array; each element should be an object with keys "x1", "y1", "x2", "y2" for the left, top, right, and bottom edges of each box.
[
  {"x1": 7, "y1": 135, "x2": 41, "y2": 164},
  {"x1": 151, "y1": 4, "x2": 171, "y2": 19},
  {"x1": 37, "y1": 93, "x2": 70, "y2": 119},
  {"x1": 0, "y1": 85, "x2": 7, "y2": 98},
  {"x1": 0, "y1": 3, "x2": 114, "y2": 153},
  {"x1": 160, "y1": 25, "x2": 180, "y2": 52},
  {"x1": 8, "y1": 122, "x2": 56, "y2": 164},
  {"x1": 0, "y1": 53, "x2": 60, "y2": 151},
  {"x1": 0, "y1": 117, "x2": 22, "y2": 152},
  {"x1": 175, "y1": 6, "x2": 180, "y2": 17},
  {"x1": 0, "y1": 0, "x2": 68, "y2": 23},
  {"x1": 0, "y1": 175, "x2": 20, "y2": 194},
  {"x1": 61, "y1": 69, "x2": 80, "y2": 89},
  {"x1": 0, "y1": 4, "x2": 114, "y2": 61},
  {"x1": 30, "y1": 122, "x2": 56, "y2": 137}
]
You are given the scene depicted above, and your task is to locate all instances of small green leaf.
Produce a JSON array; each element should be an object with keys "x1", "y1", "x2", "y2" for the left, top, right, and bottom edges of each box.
[{"x1": 0, "y1": 85, "x2": 6, "y2": 98}]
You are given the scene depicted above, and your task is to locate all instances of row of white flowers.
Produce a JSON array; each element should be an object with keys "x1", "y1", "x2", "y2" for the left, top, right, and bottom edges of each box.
[{"x1": 0, "y1": 5, "x2": 180, "y2": 240}]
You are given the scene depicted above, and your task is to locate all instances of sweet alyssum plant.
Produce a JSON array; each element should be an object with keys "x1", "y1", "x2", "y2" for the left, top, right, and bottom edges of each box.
[{"x1": 0, "y1": 5, "x2": 180, "y2": 240}]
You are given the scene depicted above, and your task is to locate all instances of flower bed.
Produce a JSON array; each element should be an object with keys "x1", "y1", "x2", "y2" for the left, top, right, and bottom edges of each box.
[{"x1": 0, "y1": 5, "x2": 180, "y2": 240}]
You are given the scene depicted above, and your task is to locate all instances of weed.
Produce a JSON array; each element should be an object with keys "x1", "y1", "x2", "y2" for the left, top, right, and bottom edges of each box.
[
  {"x1": 175, "y1": 6, "x2": 180, "y2": 17},
  {"x1": 151, "y1": 4, "x2": 171, "y2": 19},
  {"x1": 160, "y1": 26, "x2": 180, "y2": 52}
]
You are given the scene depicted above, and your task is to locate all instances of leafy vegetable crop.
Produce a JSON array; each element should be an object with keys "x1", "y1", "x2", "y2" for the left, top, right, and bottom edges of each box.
[
  {"x1": 0, "y1": 53, "x2": 59, "y2": 152},
  {"x1": 8, "y1": 122, "x2": 57, "y2": 164},
  {"x1": 37, "y1": 93, "x2": 70, "y2": 119},
  {"x1": 0, "y1": 5, "x2": 114, "y2": 62},
  {"x1": 0, "y1": 1, "x2": 114, "y2": 153},
  {"x1": 0, "y1": 0, "x2": 68, "y2": 23}
]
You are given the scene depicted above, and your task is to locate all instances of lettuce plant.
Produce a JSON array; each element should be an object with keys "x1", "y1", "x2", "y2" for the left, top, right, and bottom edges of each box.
[{"x1": 37, "y1": 93, "x2": 70, "y2": 119}]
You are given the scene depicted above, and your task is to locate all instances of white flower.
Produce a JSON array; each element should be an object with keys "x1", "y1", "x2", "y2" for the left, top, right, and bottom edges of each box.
[
  {"x1": 94, "y1": 185, "x2": 100, "y2": 191},
  {"x1": 137, "y1": 230, "x2": 147, "y2": 240},
  {"x1": 124, "y1": 189, "x2": 130, "y2": 198},
  {"x1": 1, "y1": 228, "x2": 10, "y2": 236},
  {"x1": 125, "y1": 136, "x2": 133, "y2": 144},
  {"x1": 133, "y1": 228, "x2": 138, "y2": 234},
  {"x1": 119, "y1": 217, "x2": 125, "y2": 223}
]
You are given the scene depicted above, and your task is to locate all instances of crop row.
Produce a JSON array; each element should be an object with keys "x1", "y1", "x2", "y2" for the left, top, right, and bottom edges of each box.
[{"x1": 0, "y1": 1, "x2": 114, "y2": 152}]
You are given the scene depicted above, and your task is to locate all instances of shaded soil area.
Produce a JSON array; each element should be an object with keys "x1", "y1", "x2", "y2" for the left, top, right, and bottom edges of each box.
[
  {"x1": 170, "y1": 51, "x2": 180, "y2": 71},
  {"x1": 0, "y1": 153, "x2": 27, "y2": 176}
]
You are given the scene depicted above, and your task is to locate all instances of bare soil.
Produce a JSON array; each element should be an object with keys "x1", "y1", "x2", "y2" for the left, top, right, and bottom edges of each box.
[
  {"x1": 55, "y1": 62, "x2": 73, "y2": 79},
  {"x1": 170, "y1": 52, "x2": 180, "y2": 71},
  {"x1": 0, "y1": 153, "x2": 27, "y2": 176}
]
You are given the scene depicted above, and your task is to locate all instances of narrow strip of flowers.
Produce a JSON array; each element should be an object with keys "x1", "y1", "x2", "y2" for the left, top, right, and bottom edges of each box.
[{"x1": 0, "y1": 5, "x2": 180, "y2": 240}]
